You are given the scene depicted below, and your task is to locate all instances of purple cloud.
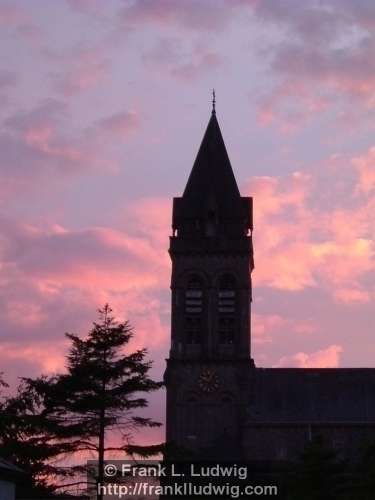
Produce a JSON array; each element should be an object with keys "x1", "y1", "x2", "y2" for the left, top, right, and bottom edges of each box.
[
  {"x1": 142, "y1": 37, "x2": 223, "y2": 81},
  {"x1": 97, "y1": 110, "x2": 141, "y2": 137},
  {"x1": 119, "y1": 0, "x2": 239, "y2": 32},
  {"x1": 249, "y1": 0, "x2": 375, "y2": 128},
  {"x1": 0, "y1": 70, "x2": 17, "y2": 89},
  {"x1": 0, "y1": 99, "x2": 125, "y2": 199},
  {"x1": 47, "y1": 45, "x2": 111, "y2": 96}
]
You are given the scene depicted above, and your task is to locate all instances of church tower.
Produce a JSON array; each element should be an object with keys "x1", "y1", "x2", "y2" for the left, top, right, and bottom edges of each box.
[{"x1": 165, "y1": 99, "x2": 255, "y2": 459}]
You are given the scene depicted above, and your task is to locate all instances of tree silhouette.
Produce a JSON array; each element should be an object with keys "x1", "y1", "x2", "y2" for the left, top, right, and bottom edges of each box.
[
  {"x1": 0, "y1": 377, "x2": 75, "y2": 497},
  {"x1": 287, "y1": 435, "x2": 350, "y2": 500},
  {"x1": 26, "y1": 304, "x2": 163, "y2": 498},
  {"x1": 354, "y1": 441, "x2": 375, "y2": 499}
]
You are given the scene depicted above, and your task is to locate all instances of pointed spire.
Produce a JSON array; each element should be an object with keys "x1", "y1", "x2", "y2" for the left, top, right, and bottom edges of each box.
[
  {"x1": 172, "y1": 108, "x2": 253, "y2": 242},
  {"x1": 182, "y1": 110, "x2": 240, "y2": 212},
  {"x1": 212, "y1": 88, "x2": 216, "y2": 115}
]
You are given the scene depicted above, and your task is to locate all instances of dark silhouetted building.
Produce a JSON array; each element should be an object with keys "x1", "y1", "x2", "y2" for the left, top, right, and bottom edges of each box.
[{"x1": 164, "y1": 105, "x2": 375, "y2": 463}]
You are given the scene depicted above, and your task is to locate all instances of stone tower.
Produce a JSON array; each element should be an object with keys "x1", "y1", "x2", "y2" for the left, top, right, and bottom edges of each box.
[{"x1": 165, "y1": 104, "x2": 254, "y2": 459}]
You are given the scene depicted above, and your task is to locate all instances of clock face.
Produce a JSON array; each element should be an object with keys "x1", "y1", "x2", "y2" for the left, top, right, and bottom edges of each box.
[{"x1": 198, "y1": 368, "x2": 219, "y2": 393}]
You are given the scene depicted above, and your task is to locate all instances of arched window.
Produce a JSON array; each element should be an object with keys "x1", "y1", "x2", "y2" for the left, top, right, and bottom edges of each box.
[
  {"x1": 185, "y1": 275, "x2": 203, "y2": 344},
  {"x1": 218, "y1": 274, "x2": 236, "y2": 344}
]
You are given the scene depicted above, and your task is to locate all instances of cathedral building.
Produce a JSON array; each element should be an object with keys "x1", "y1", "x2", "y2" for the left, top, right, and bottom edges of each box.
[{"x1": 164, "y1": 102, "x2": 375, "y2": 463}]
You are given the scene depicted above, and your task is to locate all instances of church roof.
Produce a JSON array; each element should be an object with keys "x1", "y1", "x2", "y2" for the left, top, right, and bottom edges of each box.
[
  {"x1": 182, "y1": 110, "x2": 241, "y2": 214},
  {"x1": 248, "y1": 368, "x2": 375, "y2": 424}
]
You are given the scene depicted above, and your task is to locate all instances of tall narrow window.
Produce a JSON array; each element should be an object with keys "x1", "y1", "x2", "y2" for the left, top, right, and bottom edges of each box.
[
  {"x1": 218, "y1": 275, "x2": 236, "y2": 344},
  {"x1": 185, "y1": 275, "x2": 203, "y2": 344},
  {"x1": 205, "y1": 210, "x2": 216, "y2": 236}
]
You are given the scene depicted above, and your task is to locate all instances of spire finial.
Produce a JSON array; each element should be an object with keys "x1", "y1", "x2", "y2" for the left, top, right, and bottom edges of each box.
[{"x1": 212, "y1": 88, "x2": 216, "y2": 115}]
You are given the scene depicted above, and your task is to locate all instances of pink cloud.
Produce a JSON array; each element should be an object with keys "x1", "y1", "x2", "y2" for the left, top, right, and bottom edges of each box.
[
  {"x1": 333, "y1": 287, "x2": 371, "y2": 304},
  {"x1": 252, "y1": 313, "x2": 287, "y2": 344},
  {"x1": 352, "y1": 147, "x2": 375, "y2": 194},
  {"x1": 0, "y1": 342, "x2": 66, "y2": 375},
  {"x1": 256, "y1": 80, "x2": 330, "y2": 132},
  {"x1": 2, "y1": 223, "x2": 168, "y2": 291},
  {"x1": 0, "y1": 192, "x2": 171, "y2": 383},
  {"x1": 98, "y1": 111, "x2": 140, "y2": 138},
  {"x1": 0, "y1": 100, "x2": 123, "y2": 200},
  {"x1": 121, "y1": 197, "x2": 171, "y2": 247},
  {"x1": 23, "y1": 124, "x2": 87, "y2": 163},
  {"x1": 0, "y1": 205, "x2": 171, "y2": 383},
  {"x1": 132, "y1": 308, "x2": 169, "y2": 351},
  {"x1": 0, "y1": 4, "x2": 26, "y2": 24},
  {"x1": 246, "y1": 172, "x2": 317, "y2": 291},
  {"x1": 252, "y1": 313, "x2": 316, "y2": 345},
  {"x1": 50, "y1": 47, "x2": 110, "y2": 96},
  {"x1": 248, "y1": 171, "x2": 310, "y2": 219},
  {"x1": 274, "y1": 344, "x2": 343, "y2": 368},
  {"x1": 244, "y1": 151, "x2": 375, "y2": 301}
]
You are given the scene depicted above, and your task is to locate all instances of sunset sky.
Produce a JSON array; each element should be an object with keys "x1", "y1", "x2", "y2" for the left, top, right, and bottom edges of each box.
[{"x1": 1, "y1": 0, "x2": 375, "y2": 441}]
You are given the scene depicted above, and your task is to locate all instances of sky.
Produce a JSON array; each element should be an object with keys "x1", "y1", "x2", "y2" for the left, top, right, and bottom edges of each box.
[{"x1": 1, "y1": 0, "x2": 375, "y2": 445}]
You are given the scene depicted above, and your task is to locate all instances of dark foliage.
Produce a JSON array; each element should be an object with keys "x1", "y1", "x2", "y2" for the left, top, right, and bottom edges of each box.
[
  {"x1": 0, "y1": 305, "x2": 163, "y2": 497},
  {"x1": 287, "y1": 435, "x2": 351, "y2": 500},
  {"x1": 0, "y1": 376, "x2": 75, "y2": 497}
]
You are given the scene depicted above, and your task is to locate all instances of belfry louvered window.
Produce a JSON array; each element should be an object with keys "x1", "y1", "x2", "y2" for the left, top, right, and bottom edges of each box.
[
  {"x1": 218, "y1": 275, "x2": 236, "y2": 344},
  {"x1": 185, "y1": 275, "x2": 203, "y2": 344}
]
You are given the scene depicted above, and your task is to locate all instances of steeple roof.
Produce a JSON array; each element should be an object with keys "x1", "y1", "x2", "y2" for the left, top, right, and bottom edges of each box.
[
  {"x1": 182, "y1": 111, "x2": 241, "y2": 210},
  {"x1": 171, "y1": 106, "x2": 253, "y2": 245}
]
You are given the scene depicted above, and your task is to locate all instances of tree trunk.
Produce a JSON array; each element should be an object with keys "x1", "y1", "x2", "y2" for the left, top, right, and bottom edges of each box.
[
  {"x1": 98, "y1": 314, "x2": 108, "y2": 500},
  {"x1": 97, "y1": 406, "x2": 105, "y2": 500}
]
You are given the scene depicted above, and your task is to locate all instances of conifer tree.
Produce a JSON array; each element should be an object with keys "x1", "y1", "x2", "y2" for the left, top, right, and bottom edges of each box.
[{"x1": 28, "y1": 304, "x2": 163, "y2": 498}]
